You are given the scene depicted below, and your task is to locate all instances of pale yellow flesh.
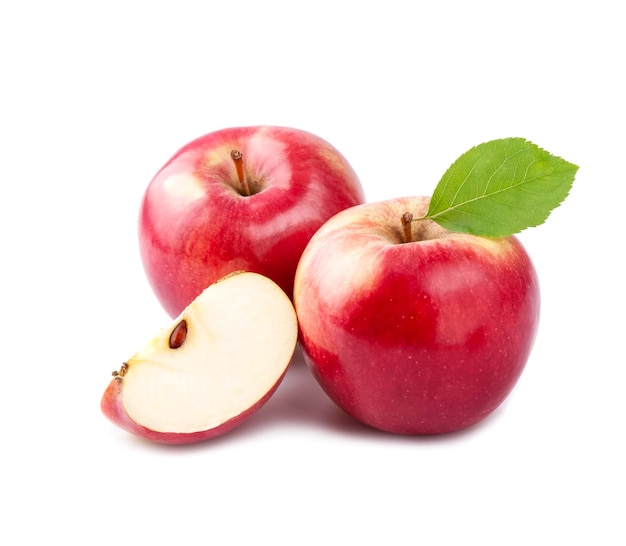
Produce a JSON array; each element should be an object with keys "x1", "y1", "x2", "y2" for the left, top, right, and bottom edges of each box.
[{"x1": 122, "y1": 272, "x2": 298, "y2": 433}]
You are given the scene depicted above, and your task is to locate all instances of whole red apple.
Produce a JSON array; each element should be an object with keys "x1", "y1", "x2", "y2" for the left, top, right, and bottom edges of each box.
[
  {"x1": 139, "y1": 126, "x2": 365, "y2": 317},
  {"x1": 293, "y1": 196, "x2": 540, "y2": 435}
]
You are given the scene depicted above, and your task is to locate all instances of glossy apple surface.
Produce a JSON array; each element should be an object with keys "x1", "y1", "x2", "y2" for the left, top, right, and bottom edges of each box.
[
  {"x1": 294, "y1": 196, "x2": 540, "y2": 435},
  {"x1": 101, "y1": 271, "x2": 298, "y2": 444},
  {"x1": 139, "y1": 125, "x2": 365, "y2": 317}
]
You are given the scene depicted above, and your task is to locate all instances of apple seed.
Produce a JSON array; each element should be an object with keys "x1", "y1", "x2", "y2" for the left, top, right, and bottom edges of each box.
[{"x1": 169, "y1": 319, "x2": 188, "y2": 349}]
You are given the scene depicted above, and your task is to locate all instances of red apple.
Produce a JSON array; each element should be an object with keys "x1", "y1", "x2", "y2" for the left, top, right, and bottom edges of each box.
[
  {"x1": 139, "y1": 125, "x2": 365, "y2": 317},
  {"x1": 293, "y1": 196, "x2": 540, "y2": 435},
  {"x1": 101, "y1": 271, "x2": 298, "y2": 444}
]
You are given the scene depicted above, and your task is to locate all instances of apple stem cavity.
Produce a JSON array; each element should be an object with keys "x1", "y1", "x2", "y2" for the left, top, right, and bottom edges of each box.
[
  {"x1": 401, "y1": 212, "x2": 414, "y2": 243},
  {"x1": 230, "y1": 150, "x2": 251, "y2": 196}
]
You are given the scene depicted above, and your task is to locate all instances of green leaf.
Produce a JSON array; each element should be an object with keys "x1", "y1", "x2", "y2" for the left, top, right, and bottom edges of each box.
[{"x1": 423, "y1": 138, "x2": 578, "y2": 237}]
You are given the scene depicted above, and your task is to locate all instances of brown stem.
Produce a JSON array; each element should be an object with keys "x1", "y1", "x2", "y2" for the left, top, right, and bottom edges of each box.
[
  {"x1": 112, "y1": 362, "x2": 129, "y2": 379},
  {"x1": 401, "y1": 212, "x2": 414, "y2": 243},
  {"x1": 230, "y1": 150, "x2": 251, "y2": 196}
]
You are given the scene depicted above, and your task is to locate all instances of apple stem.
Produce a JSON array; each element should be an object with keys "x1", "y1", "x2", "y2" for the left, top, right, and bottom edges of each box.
[
  {"x1": 230, "y1": 150, "x2": 251, "y2": 196},
  {"x1": 402, "y1": 212, "x2": 414, "y2": 243},
  {"x1": 112, "y1": 362, "x2": 129, "y2": 379}
]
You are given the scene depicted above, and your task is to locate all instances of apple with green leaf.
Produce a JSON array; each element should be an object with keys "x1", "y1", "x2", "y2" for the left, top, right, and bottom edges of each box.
[
  {"x1": 139, "y1": 125, "x2": 365, "y2": 317},
  {"x1": 294, "y1": 138, "x2": 578, "y2": 434},
  {"x1": 101, "y1": 271, "x2": 298, "y2": 444}
]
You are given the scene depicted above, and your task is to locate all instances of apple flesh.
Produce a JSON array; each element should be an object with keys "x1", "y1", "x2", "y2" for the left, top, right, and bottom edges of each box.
[
  {"x1": 294, "y1": 196, "x2": 540, "y2": 435},
  {"x1": 101, "y1": 271, "x2": 298, "y2": 444},
  {"x1": 139, "y1": 125, "x2": 365, "y2": 317}
]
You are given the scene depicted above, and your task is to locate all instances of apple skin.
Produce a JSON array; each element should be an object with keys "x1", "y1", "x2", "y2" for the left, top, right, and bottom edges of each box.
[
  {"x1": 101, "y1": 369, "x2": 286, "y2": 445},
  {"x1": 293, "y1": 196, "x2": 540, "y2": 435},
  {"x1": 139, "y1": 125, "x2": 365, "y2": 317}
]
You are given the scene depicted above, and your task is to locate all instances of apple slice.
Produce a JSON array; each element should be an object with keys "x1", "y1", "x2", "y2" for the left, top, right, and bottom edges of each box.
[{"x1": 101, "y1": 271, "x2": 298, "y2": 444}]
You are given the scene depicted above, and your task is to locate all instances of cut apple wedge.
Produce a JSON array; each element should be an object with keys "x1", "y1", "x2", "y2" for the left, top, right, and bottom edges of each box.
[{"x1": 101, "y1": 271, "x2": 298, "y2": 444}]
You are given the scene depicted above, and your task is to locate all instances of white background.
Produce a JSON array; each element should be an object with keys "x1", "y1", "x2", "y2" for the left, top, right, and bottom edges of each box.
[{"x1": 1, "y1": 1, "x2": 624, "y2": 544}]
